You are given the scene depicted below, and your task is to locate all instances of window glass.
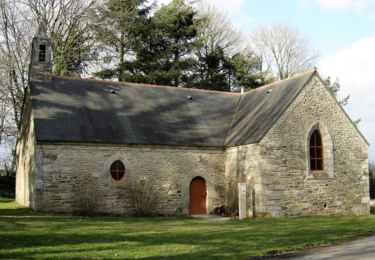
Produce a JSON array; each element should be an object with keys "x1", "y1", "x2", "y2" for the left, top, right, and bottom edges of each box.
[
  {"x1": 310, "y1": 130, "x2": 324, "y2": 171},
  {"x1": 110, "y1": 160, "x2": 126, "y2": 180}
]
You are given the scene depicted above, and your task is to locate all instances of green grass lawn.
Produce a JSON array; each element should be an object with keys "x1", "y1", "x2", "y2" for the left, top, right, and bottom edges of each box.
[{"x1": 0, "y1": 199, "x2": 374, "y2": 259}]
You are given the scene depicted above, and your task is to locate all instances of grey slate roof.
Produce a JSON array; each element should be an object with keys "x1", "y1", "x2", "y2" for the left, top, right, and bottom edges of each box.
[
  {"x1": 30, "y1": 71, "x2": 316, "y2": 147},
  {"x1": 31, "y1": 78, "x2": 240, "y2": 147},
  {"x1": 225, "y1": 71, "x2": 315, "y2": 146}
]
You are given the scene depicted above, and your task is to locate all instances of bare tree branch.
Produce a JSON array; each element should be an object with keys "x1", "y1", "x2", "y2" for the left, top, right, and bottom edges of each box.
[{"x1": 251, "y1": 23, "x2": 319, "y2": 80}]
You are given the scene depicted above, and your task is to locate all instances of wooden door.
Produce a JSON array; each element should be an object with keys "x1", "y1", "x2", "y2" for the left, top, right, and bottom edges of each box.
[{"x1": 189, "y1": 177, "x2": 207, "y2": 215}]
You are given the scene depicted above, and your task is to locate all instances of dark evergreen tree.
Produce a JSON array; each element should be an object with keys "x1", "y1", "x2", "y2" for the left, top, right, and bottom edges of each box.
[
  {"x1": 153, "y1": 0, "x2": 203, "y2": 86},
  {"x1": 121, "y1": 0, "x2": 203, "y2": 86},
  {"x1": 92, "y1": 0, "x2": 270, "y2": 91},
  {"x1": 91, "y1": 0, "x2": 154, "y2": 81},
  {"x1": 231, "y1": 52, "x2": 270, "y2": 90},
  {"x1": 192, "y1": 47, "x2": 231, "y2": 91}
]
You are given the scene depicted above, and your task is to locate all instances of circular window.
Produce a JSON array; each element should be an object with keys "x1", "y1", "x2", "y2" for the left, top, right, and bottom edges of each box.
[{"x1": 110, "y1": 160, "x2": 126, "y2": 180}]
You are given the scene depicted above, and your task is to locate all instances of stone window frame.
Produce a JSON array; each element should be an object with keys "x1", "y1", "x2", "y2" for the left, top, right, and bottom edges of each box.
[
  {"x1": 305, "y1": 122, "x2": 334, "y2": 179},
  {"x1": 103, "y1": 154, "x2": 131, "y2": 186}
]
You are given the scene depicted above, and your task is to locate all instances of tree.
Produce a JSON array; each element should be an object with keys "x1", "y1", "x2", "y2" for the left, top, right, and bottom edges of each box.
[
  {"x1": 191, "y1": 3, "x2": 241, "y2": 90},
  {"x1": 251, "y1": 23, "x2": 319, "y2": 80},
  {"x1": 150, "y1": 0, "x2": 203, "y2": 86},
  {"x1": 323, "y1": 76, "x2": 361, "y2": 124},
  {"x1": 92, "y1": 0, "x2": 269, "y2": 91},
  {"x1": 192, "y1": 46, "x2": 230, "y2": 90},
  {"x1": 0, "y1": 0, "x2": 96, "y2": 128},
  {"x1": 323, "y1": 76, "x2": 349, "y2": 106},
  {"x1": 91, "y1": 0, "x2": 154, "y2": 81},
  {"x1": 0, "y1": 0, "x2": 96, "y2": 173},
  {"x1": 118, "y1": 0, "x2": 203, "y2": 86},
  {"x1": 24, "y1": 0, "x2": 96, "y2": 76},
  {"x1": 0, "y1": 0, "x2": 30, "y2": 131},
  {"x1": 0, "y1": 0, "x2": 32, "y2": 173},
  {"x1": 196, "y1": 3, "x2": 242, "y2": 57},
  {"x1": 231, "y1": 51, "x2": 271, "y2": 90}
]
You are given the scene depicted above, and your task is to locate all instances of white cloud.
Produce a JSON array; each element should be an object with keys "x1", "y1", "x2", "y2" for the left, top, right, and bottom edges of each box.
[{"x1": 319, "y1": 36, "x2": 375, "y2": 160}]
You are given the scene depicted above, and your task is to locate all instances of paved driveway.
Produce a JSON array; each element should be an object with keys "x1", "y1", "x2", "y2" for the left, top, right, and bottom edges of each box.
[{"x1": 280, "y1": 235, "x2": 375, "y2": 259}]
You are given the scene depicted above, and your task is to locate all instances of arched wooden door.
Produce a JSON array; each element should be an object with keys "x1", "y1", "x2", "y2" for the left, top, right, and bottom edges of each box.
[{"x1": 189, "y1": 177, "x2": 207, "y2": 215}]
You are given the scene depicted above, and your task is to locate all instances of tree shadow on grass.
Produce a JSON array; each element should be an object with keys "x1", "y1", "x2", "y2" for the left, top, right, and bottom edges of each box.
[
  {"x1": 0, "y1": 230, "x2": 314, "y2": 259},
  {"x1": 0, "y1": 198, "x2": 15, "y2": 203},
  {"x1": 1, "y1": 205, "x2": 375, "y2": 258},
  {"x1": 1, "y1": 228, "x2": 371, "y2": 259}
]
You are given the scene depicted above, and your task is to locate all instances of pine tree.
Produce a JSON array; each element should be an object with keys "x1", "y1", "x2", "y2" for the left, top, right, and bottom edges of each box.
[
  {"x1": 91, "y1": 0, "x2": 154, "y2": 81},
  {"x1": 123, "y1": 0, "x2": 204, "y2": 86},
  {"x1": 324, "y1": 76, "x2": 349, "y2": 106},
  {"x1": 231, "y1": 52, "x2": 270, "y2": 90}
]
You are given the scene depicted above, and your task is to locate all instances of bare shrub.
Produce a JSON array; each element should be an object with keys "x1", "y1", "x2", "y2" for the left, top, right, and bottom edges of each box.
[
  {"x1": 126, "y1": 175, "x2": 159, "y2": 217},
  {"x1": 75, "y1": 175, "x2": 100, "y2": 216},
  {"x1": 225, "y1": 174, "x2": 245, "y2": 217}
]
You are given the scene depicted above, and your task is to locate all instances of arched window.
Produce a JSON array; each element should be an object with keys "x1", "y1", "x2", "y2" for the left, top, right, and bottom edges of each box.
[
  {"x1": 310, "y1": 130, "x2": 324, "y2": 170},
  {"x1": 110, "y1": 160, "x2": 126, "y2": 180}
]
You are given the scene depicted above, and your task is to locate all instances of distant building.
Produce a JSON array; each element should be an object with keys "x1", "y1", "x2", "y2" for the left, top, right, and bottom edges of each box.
[{"x1": 15, "y1": 24, "x2": 370, "y2": 216}]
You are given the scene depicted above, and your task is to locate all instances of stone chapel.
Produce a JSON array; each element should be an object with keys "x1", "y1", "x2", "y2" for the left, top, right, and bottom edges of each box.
[{"x1": 15, "y1": 24, "x2": 370, "y2": 217}]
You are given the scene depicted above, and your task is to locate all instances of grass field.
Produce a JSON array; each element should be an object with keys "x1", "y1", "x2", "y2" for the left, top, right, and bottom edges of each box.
[{"x1": 0, "y1": 199, "x2": 374, "y2": 259}]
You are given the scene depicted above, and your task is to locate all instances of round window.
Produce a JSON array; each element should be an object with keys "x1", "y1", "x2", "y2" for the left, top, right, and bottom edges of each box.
[{"x1": 110, "y1": 160, "x2": 126, "y2": 180}]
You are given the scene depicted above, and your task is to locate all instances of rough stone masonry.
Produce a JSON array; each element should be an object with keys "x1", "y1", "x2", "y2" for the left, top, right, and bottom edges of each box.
[{"x1": 15, "y1": 23, "x2": 370, "y2": 217}]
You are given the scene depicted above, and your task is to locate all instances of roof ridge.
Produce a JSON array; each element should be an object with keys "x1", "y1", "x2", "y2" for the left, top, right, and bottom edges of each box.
[
  {"x1": 242, "y1": 69, "x2": 316, "y2": 96},
  {"x1": 224, "y1": 94, "x2": 243, "y2": 145},
  {"x1": 53, "y1": 76, "x2": 240, "y2": 96}
]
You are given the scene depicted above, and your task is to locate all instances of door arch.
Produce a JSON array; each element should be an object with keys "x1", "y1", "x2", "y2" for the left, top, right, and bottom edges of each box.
[{"x1": 189, "y1": 177, "x2": 207, "y2": 215}]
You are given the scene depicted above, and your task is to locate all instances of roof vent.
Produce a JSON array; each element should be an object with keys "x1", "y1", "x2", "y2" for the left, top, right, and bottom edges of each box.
[
  {"x1": 266, "y1": 89, "x2": 273, "y2": 94},
  {"x1": 187, "y1": 95, "x2": 193, "y2": 100}
]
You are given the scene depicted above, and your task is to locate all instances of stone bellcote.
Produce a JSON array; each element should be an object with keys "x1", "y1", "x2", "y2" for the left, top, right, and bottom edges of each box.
[{"x1": 29, "y1": 22, "x2": 52, "y2": 82}]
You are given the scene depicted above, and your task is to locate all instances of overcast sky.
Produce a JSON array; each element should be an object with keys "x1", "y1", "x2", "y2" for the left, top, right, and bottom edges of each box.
[{"x1": 158, "y1": 0, "x2": 375, "y2": 161}]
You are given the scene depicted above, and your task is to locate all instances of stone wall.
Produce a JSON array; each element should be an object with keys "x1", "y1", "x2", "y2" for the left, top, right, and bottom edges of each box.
[
  {"x1": 33, "y1": 143, "x2": 226, "y2": 215},
  {"x1": 16, "y1": 94, "x2": 37, "y2": 207},
  {"x1": 17, "y1": 74, "x2": 369, "y2": 217},
  {"x1": 225, "y1": 144, "x2": 262, "y2": 216},
  {"x1": 258, "y1": 75, "x2": 369, "y2": 216}
]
